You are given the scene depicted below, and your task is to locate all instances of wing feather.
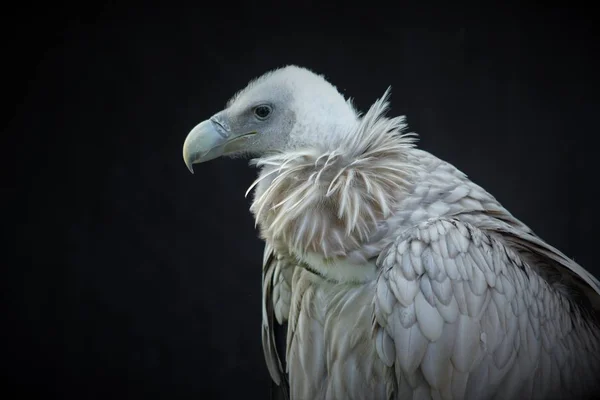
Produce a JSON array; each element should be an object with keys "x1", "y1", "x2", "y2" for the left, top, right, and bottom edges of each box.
[
  {"x1": 374, "y1": 218, "x2": 600, "y2": 399},
  {"x1": 261, "y1": 244, "x2": 294, "y2": 399}
]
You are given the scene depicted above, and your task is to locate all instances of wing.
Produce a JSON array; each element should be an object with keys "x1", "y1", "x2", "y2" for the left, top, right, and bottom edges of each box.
[
  {"x1": 460, "y1": 211, "x2": 600, "y2": 305},
  {"x1": 373, "y1": 218, "x2": 600, "y2": 400},
  {"x1": 262, "y1": 243, "x2": 295, "y2": 399}
]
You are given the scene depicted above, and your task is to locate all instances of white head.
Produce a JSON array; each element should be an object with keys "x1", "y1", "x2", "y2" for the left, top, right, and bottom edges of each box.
[{"x1": 182, "y1": 65, "x2": 358, "y2": 172}]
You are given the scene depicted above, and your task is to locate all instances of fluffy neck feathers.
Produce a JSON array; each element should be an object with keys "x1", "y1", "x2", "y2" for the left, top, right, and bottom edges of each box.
[{"x1": 247, "y1": 90, "x2": 419, "y2": 277}]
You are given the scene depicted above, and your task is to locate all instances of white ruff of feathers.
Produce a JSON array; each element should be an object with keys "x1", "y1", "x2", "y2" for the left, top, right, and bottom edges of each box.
[{"x1": 247, "y1": 89, "x2": 419, "y2": 262}]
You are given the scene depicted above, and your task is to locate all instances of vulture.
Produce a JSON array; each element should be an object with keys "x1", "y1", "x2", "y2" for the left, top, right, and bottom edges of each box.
[{"x1": 182, "y1": 66, "x2": 600, "y2": 400}]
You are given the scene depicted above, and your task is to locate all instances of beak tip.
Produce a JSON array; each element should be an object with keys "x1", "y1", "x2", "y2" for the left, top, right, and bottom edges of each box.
[{"x1": 185, "y1": 162, "x2": 195, "y2": 174}]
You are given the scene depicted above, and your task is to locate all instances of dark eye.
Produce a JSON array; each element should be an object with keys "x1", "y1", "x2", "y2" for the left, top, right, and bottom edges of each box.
[{"x1": 253, "y1": 105, "x2": 272, "y2": 120}]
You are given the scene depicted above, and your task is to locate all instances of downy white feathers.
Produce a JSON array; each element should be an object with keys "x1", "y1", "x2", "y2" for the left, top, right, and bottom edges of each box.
[{"x1": 248, "y1": 89, "x2": 419, "y2": 265}]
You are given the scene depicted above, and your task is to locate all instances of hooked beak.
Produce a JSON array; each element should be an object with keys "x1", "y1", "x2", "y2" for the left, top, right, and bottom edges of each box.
[{"x1": 182, "y1": 118, "x2": 256, "y2": 173}]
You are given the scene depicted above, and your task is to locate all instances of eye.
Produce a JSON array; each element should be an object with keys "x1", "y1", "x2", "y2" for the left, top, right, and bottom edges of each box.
[{"x1": 253, "y1": 105, "x2": 272, "y2": 120}]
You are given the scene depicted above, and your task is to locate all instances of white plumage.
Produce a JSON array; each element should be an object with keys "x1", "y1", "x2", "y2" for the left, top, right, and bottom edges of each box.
[{"x1": 182, "y1": 66, "x2": 600, "y2": 400}]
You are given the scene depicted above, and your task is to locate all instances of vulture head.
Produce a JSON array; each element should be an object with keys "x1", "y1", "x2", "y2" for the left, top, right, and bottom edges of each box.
[
  {"x1": 182, "y1": 65, "x2": 359, "y2": 171},
  {"x1": 182, "y1": 65, "x2": 417, "y2": 270}
]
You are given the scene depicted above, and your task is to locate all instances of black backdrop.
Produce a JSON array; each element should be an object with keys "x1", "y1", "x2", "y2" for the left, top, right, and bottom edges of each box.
[{"x1": 7, "y1": 4, "x2": 600, "y2": 400}]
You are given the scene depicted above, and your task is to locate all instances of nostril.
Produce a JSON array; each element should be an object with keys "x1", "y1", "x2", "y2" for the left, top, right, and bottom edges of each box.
[{"x1": 210, "y1": 117, "x2": 229, "y2": 139}]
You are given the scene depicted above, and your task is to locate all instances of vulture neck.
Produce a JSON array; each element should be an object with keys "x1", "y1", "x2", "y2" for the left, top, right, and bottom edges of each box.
[{"x1": 249, "y1": 96, "x2": 419, "y2": 283}]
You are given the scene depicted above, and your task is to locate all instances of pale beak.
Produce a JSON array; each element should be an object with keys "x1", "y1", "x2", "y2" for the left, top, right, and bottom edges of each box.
[{"x1": 182, "y1": 118, "x2": 256, "y2": 173}]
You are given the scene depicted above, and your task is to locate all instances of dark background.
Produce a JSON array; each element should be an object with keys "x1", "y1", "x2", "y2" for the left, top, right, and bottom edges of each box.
[{"x1": 7, "y1": 3, "x2": 599, "y2": 399}]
